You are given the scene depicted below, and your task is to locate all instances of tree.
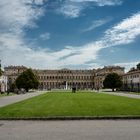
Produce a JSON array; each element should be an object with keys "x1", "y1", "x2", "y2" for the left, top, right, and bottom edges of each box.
[
  {"x1": 103, "y1": 73, "x2": 122, "y2": 92},
  {"x1": 15, "y1": 69, "x2": 39, "y2": 92},
  {"x1": 137, "y1": 63, "x2": 140, "y2": 70},
  {"x1": 129, "y1": 67, "x2": 136, "y2": 72},
  {"x1": 9, "y1": 83, "x2": 17, "y2": 92}
]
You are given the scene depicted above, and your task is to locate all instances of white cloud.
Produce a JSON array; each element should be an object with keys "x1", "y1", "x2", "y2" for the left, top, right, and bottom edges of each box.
[
  {"x1": 115, "y1": 61, "x2": 140, "y2": 72},
  {"x1": 0, "y1": 0, "x2": 140, "y2": 70},
  {"x1": 40, "y1": 32, "x2": 51, "y2": 40},
  {"x1": 82, "y1": 18, "x2": 111, "y2": 32},
  {"x1": 58, "y1": 12, "x2": 140, "y2": 68},
  {"x1": 58, "y1": 0, "x2": 122, "y2": 18},
  {"x1": 104, "y1": 12, "x2": 140, "y2": 46},
  {"x1": 34, "y1": 0, "x2": 47, "y2": 5},
  {"x1": 58, "y1": 2, "x2": 83, "y2": 18},
  {"x1": 24, "y1": 0, "x2": 48, "y2": 5},
  {"x1": 57, "y1": 41, "x2": 103, "y2": 66},
  {"x1": 70, "y1": 0, "x2": 122, "y2": 6},
  {"x1": 0, "y1": 0, "x2": 45, "y2": 34}
]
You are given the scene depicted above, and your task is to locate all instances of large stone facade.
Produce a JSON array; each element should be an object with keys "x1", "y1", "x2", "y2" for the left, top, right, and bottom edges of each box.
[
  {"x1": 0, "y1": 75, "x2": 7, "y2": 92},
  {"x1": 122, "y1": 70, "x2": 140, "y2": 92},
  {"x1": 94, "y1": 66, "x2": 125, "y2": 89},
  {"x1": 34, "y1": 69, "x2": 95, "y2": 90},
  {"x1": 4, "y1": 66, "x2": 27, "y2": 90},
  {"x1": 4, "y1": 65, "x2": 125, "y2": 90}
]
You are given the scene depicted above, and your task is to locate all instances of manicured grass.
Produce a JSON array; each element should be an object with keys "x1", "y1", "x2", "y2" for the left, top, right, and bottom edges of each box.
[{"x1": 0, "y1": 91, "x2": 140, "y2": 118}]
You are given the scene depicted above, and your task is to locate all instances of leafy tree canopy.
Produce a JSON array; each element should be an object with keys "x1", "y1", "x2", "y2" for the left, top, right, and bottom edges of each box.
[
  {"x1": 103, "y1": 73, "x2": 122, "y2": 91},
  {"x1": 15, "y1": 69, "x2": 39, "y2": 92},
  {"x1": 129, "y1": 67, "x2": 136, "y2": 72},
  {"x1": 137, "y1": 63, "x2": 140, "y2": 70}
]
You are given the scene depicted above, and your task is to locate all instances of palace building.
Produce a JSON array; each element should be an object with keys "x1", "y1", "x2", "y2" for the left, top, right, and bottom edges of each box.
[
  {"x1": 4, "y1": 65, "x2": 125, "y2": 90},
  {"x1": 0, "y1": 61, "x2": 8, "y2": 92},
  {"x1": 0, "y1": 75, "x2": 7, "y2": 92},
  {"x1": 34, "y1": 69, "x2": 95, "y2": 90},
  {"x1": 122, "y1": 69, "x2": 140, "y2": 92},
  {"x1": 94, "y1": 66, "x2": 125, "y2": 89},
  {"x1": 4, "y1": 66, "x2": 27, "y2": 90}
]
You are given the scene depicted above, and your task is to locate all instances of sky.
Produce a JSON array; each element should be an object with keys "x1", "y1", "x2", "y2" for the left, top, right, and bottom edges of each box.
[{"x1": 0, "y1": 0, "x2": 140, "y2": 71}]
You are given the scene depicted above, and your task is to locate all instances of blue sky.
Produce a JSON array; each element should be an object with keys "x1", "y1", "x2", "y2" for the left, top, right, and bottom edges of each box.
[{"x1": 0, "y1": 0, "x2": 140, "y2": 71}]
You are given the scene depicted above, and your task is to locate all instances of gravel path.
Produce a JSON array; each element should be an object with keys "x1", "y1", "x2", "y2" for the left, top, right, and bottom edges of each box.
[
  {"x1": 102, "y1": 91, "x2": 140, "y2": 99},
  {"x1": 0, "y1": 120, "x2": 140, "y2": 140},
  {"x1": 0, "y1": 91, "x2": 45, "y2": 107}
]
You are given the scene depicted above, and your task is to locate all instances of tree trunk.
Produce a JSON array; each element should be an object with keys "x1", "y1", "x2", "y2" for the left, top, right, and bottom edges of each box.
[{"x1": 26, "y1": 88, "x2": 29, "y2": 92}]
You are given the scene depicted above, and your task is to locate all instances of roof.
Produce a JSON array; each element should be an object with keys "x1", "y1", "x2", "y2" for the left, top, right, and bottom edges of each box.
[{"x1": 4, "y1": 65, "x2": 27, "y2": 69}]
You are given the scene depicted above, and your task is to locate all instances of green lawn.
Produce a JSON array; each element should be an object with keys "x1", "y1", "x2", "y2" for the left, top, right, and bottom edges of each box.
[{"x1": 0, "y1": 91, "x2": 140, "y2": 118}]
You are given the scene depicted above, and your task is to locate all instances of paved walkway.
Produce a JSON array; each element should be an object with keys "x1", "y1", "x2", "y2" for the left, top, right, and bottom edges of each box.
[
  {"x1": 0, "y1": 120, "x2": 140, "y2": 140},
  {"x1": 101, "y1": 90, "x2": 140, "y2": 99},
  {"x1": 0, "y1": 91, "x2": 45, "y2": 107}
]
